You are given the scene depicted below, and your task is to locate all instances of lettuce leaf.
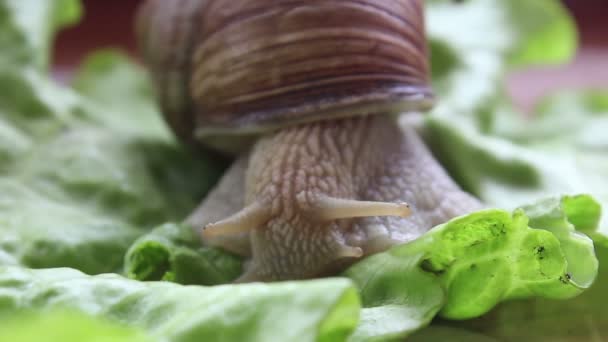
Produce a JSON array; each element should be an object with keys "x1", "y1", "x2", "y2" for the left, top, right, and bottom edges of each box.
[
  {"x1": 426, "y1": 0, "x2": 579, "y2": 167},
  {"x1": 0, "y1": 0, "x2": 224, "y2": 273},
  {"x1": 425, "y1": 2, "x2": 606, "y2": 232},
  {"x1": 424, "y1": 236, "x2": 608, "y2": 342},
  {"x1": 122, "y1": 195, "x2": 600, "y2": 341},
  {"x1": 425, "y1": 2, "x2": 605, "y2": 233},
  {"x1": 428, "y1": 0, "x2": 576, "y2": 68},
  {"x1": 0, "y1": 267, "x2": 360, "y2": 342},
  {"x1": 2, "y1": 193, "x2": 598, "y2": 342},
  {"x1": 344, "y1": 194, "x2": 598, "y2": 341},
  {"x1": 0, "y1": 0, "x2": 80, "y2": 70},
  {"x1": 0, "y1": 65, "x2": 223, "y2": 272},
  {"x1": 421, "y1": 2, "x2": 606, "y2": 340},
  {"x1": 124, "y1": 223, "x2": 242, "y2": 285},
  {"x1": 504, "y1": 0, "x2": 577, "y2": 67},
  {"x1": 71, "y1": 51, "x2": 170, "y2": 139},
  {"x1": 426, "y1": 0, "x2": 576, "y2": 128},
  {"x1": 426, "y1": 90, "x2": 608, "y2": 239},
  {"x1": 0, "y1": 310, "x2": 154, "y2": 342}
]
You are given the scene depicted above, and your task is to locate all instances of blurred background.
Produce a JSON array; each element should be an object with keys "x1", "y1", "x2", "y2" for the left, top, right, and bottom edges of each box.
[{"x1": 51, "y1": 0, "x2": 608, "y2": 111}]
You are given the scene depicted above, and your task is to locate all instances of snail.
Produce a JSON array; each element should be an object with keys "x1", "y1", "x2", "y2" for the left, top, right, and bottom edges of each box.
[{"x1": 136, "y1": 0, "x2": 482, "y2": 282}]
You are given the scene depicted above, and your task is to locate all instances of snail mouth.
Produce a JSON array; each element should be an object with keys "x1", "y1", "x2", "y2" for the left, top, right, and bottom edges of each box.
[
  {"x1": 315, "y1": 256, "x2": 362, "y2": 278},
  {"x1": 221, "y1": 213, "x2": 369, "y2": 283},
  {"x1": 234, "y1": 242, "x2": 364, "y2": 283}
]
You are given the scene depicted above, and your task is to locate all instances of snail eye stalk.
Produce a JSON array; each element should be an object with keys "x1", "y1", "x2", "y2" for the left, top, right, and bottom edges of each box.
[{"x1": 309, "y1": 195, "x2": 412, "y2": 222}]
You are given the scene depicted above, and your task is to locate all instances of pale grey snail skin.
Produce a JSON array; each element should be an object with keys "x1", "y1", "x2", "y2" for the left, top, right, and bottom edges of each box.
[
  {"x1": 137, "y1": 0, "x2": 482, "y2": 281},
  {"x1": 187, "y1": 116, "x2": 482, "y2": 281}
]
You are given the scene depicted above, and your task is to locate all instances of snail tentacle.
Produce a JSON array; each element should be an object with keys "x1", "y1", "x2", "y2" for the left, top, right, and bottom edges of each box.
[
  {"x1": 335, "y1": 245, "x2": 364, "y2": 259},
  {"x1": 310, "y1": 195, "x2": 411, "y2": 221},
  {"x1": 202, "y1": 201, "x2": 270, "y2": 239}
]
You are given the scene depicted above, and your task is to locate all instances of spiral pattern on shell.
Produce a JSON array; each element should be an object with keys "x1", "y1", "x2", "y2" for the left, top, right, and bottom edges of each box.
[{"x1": 138, "y1": 0, "x2": 432, "y2": 151}]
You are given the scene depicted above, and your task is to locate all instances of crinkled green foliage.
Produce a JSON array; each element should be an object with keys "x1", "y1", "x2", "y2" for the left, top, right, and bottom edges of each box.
[
  {"x1": 0, "y1": 0, "x2": 606, "y2": 341},
  {"x1": 1, "y1": 193, "x2": 596, "y2": 342},
  {"x1": 405, "y1": 200, "x2": 606, "y2": 341},
  {"x1": 420, "y1": 1, "x2": 607, "y2": 340},
  {"x1": 522, "y1": 196, "x2": 599, "y2": 288},
  {"x1": 0, "y1": 0, "x2": 80, "y2": 69},
  {"x1": 0, "y1": 267, "x2": 360, "y2": 342},
  {"x1": 0, "y1": 310, "x2": 154, "y2": 342},
  {"x1": 427, "y1": 0, "x2": 576, "y2": 69},
  {"x1": 0, "y1": 0, "x2": 224, "y2": 272},
  {"x1": 425, "y1": 3, "x2": 606, "y2": 231},
  {"x1": 425, "y1": 4, "x2": 607, "y2": 231},
  {"x1": 426, "y1": 90, "x2": 608, "y2": 237},
  {"x1": 343, "y1": 195, "x2": 599, "y2": 341},
  {"x1": 123, "y1": 196, "x2": 601, "y2": 341},
  {"x1": 426, "y1": 0, "x2": 577, "y2": 130},
  {"x1": 71, "y1": 50, "x2": 169, "y2": 139},
  {"x1": 504, "y1": 0, "x2": 577, "y2": 66},
  {"x1": 441, "y1": 242, "x2": 608, "y2": 342},
  {"x1": 124, "y1": 223, "x2": 242, "y2": 285}
]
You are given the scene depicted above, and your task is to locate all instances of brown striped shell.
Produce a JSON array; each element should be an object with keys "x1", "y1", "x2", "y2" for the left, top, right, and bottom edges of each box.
[{"x1": 137, "y1": 0, "x2": 433, "y2": 153}]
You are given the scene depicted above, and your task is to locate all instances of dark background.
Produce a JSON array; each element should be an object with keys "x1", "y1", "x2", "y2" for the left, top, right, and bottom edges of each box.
[{"x1": 52, "y1": 0, "x2": 608, "y2": 110}]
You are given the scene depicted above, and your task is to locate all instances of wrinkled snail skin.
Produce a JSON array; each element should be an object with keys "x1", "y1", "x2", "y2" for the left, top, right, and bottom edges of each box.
[
  {"x1": 138, "y1": 0, "x2": 483, "y2": 281},
  {"x1": 187, "y1": 115, "x2": 482, "y2": 281}
]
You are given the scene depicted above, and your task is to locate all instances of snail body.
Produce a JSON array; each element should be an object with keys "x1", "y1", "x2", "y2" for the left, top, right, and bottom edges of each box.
[{"x1": 138, "y1": 0, "x2": 481, "y2": 281}]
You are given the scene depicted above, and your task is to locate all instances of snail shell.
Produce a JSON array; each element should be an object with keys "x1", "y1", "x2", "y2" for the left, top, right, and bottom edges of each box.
[{"x1": 137, "y1": 0, "x2": 432, "y2": 152}]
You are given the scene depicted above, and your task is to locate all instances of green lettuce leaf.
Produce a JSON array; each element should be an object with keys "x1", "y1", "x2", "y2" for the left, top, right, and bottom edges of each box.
[
  {"x1": 421, "y1": 64, "x2": 608, "y2": 341},
  {"x1": 504, "y1": 0, "x2": 577, "y2": 66},
  {"x1": 426, "y1": 90, "x2": 608, "y2": 238},
  {"x1": 124, "y1": 223, "x2": 242, "y2": 285},
  {"x1": 0, "y1": 0, "x2": 224, "y2": 273},
  {"x1": 503, "y1": 241, "x2": 608, "y2": 341},
  {"x1": 523, "y1": 196, "x2": 599, "y2": 287},
  {"x1": 421, "y1": 2, "x2": 605, "y2": 337},
  {"x1": 343, "y1": 194, "x2": 599, "y2": 341},
  {"x1": 5, "y1": 191, "x2": 595, "y2": 342},
  {"x1": 0, "y1": 64, "x2": 223, "y2": 272},
  {"x1": 435, "y1": 237, "x2": 608, "y2": 342},
  {"x1": 0, "y1": 0, "x2": 80, "y2": 70},
  {"x1": 425, "y1": 2, "x2": 605, "y2": 237},
  {"x1": 427, "y1": 0, "x2": 576, "y2": 131},
  {"x1": 0, "y1": 310, "x2": 154, "y2": 342},
  {"x1": 122, "y1": 195, "x2": 599, "y2": 341},
  {"x1": 0, "y1": 267, "x2": 360, "y2": 342},
  {"x1": 71, "y1": 50, "x2": 169, "y2": 139},
  {"x1": 428, "y1": 0, "x2": 575, "y2": 68}
]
